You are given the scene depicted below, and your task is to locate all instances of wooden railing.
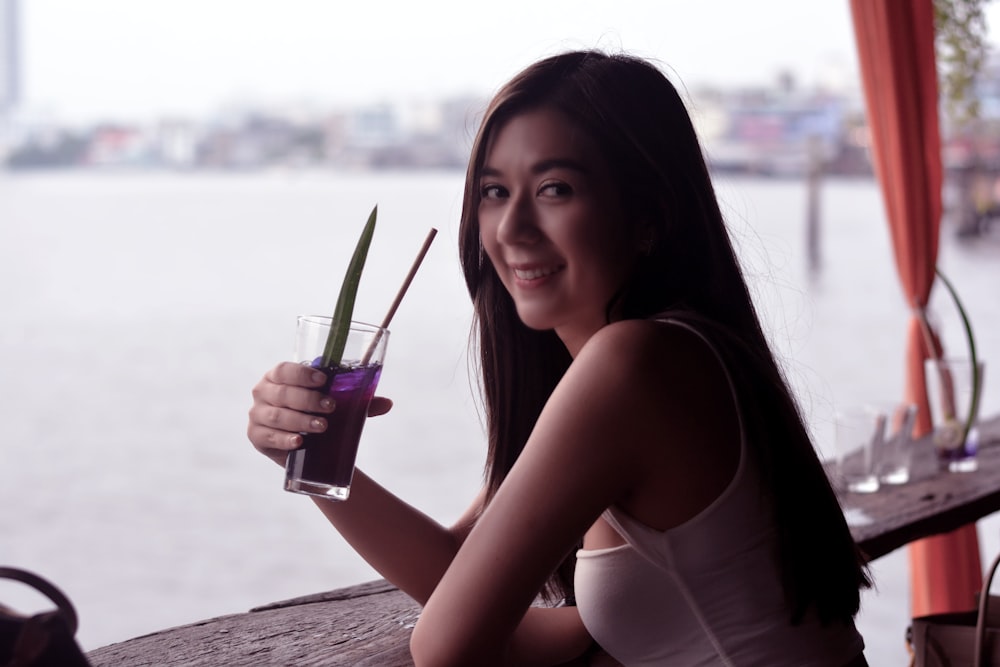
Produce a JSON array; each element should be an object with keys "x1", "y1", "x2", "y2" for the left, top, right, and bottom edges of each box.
[{"x1": 87, "y1": 416, "x2": 1000, "y2": 666}]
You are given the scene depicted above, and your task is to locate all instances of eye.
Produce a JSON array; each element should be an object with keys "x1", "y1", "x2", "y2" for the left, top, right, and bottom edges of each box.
[
  {"x1": 538, "y1": 181, "x2": 572, "y2": 197},
  {"x1": 480, "y1": 183, "x2": 508, "y2": 200}
]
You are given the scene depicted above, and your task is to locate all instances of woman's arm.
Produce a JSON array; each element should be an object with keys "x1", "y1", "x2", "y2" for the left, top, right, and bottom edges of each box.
[
  {"x1": 410, "y1": 322, "x2": 667, "y2": 666},
  {"x1": 310, "y1": 475, "x2": 485, "y2": 604},
  {"x1": 410, "y1": 320, "x2": 738, "y2": 666}
]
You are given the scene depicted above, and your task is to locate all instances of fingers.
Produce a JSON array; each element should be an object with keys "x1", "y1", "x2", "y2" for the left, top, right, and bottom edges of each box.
[
  {"x1": 368, "y1": 397, "x2": 393, "y2": 417},
  {"x1": 247, "y1": 422, "x2": 299, "y2": 452},
  {"x1": 248, "y1": 362, "x2": 333, "y2": 464},
  {"x1": 265, "y1": 360, "x2": 329, "y2": 389},
  {"x1": 247, "y1": 362, "x2": 395, "y2": 467},
  {"x1": 253, "y1": 372, "x2": 334, "y2": 416},
  {"x1": 253, "y1": 403, "x2": 329, "y2": 437},
  {"x1": 246, "y1": 403, "x2": 327, "y2": 467}
]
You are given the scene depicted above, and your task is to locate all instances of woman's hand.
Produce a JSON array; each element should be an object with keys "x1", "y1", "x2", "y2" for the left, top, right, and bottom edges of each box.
[{"x1": 247, "y1": 361, "x2": 393, "y2": 466}]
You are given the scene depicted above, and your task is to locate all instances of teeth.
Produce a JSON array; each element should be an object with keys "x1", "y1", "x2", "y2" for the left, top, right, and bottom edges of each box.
[{"x1": 514, "y1": 266, "x2": 559, "y2": 280}]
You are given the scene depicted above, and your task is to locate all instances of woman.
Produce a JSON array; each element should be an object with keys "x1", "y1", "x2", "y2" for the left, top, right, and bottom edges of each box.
[{"x1": 247, "y1": 50, "x2": 871, "y2": 666}]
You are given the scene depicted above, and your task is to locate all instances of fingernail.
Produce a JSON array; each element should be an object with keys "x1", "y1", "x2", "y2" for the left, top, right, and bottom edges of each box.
[
  {"x1": 311, "y1": 371, "x2": 326, "y2": 384},
  {"x1": 310, "y1": 418, "x2": 326, "y2": 430},
  {"x1": 288, "y1": 434, "x2": 302, "y2": 447},
  {"x1": 319, "y1": 398, "x2": 334, "y2": 410}
]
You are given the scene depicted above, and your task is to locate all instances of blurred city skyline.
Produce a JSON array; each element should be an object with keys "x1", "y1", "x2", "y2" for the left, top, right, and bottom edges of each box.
[
  {"x1": 7, "y1": 1, "x2": 1000, "y2": 180},
  {"x1": 7, "y1": 0, "x2": 887, "y2": 124}
]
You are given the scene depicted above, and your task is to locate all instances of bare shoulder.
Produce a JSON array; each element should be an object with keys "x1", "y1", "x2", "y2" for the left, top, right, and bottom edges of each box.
[
  {"x1": 565, "y1": 318, "x2": 741, "y2": 529},
  {"x1": 573, "y1": 318, "x2": 722, "y2": 386},
  {"x1": 556, "y1": 317, "x2": 735, "y2": 445}
]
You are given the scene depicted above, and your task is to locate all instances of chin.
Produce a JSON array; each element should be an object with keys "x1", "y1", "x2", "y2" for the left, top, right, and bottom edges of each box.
[{"x1": 513, "y1": 307, "x2": 558, "y2": 332}]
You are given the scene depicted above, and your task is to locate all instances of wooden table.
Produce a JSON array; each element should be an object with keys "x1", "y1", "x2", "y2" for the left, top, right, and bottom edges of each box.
[
  {"x1": 844, "y1": 414, "x2": 1000, "y2": 560},
  {"x1": 87, "y1": 416, "x2": 1000, "y2": 666}
]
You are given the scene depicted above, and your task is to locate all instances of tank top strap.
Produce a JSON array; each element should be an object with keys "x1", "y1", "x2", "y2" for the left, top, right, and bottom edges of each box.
[
  {"x1": 654, "y1": 316, "x2": 748, "y2": 454},
  {"x1": 599, "y1": 316, "x2": 751, "y2": 568}
]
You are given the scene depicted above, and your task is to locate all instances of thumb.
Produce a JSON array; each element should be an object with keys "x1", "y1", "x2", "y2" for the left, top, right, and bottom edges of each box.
[{"x1": 368, "y1": 397, "x2": 393, "y2": 417}]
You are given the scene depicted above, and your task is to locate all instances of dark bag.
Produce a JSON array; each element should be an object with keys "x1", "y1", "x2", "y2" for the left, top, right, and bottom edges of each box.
[
  {"x1": 0, "y1": 566, "x2": 91, "y2": 667},
  {"x1": 909, "y1": 551, "x2": 1000, "y2": 666}
]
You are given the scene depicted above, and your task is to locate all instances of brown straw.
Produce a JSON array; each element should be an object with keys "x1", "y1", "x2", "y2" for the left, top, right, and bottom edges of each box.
[{"x1": 361, "y1": 227, "x2": 438, "y2": 365}]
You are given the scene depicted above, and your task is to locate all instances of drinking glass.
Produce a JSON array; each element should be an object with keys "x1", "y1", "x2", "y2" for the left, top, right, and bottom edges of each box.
[
  {"x1": 925, "y1": 358, "x2": 985, "y2": 473},
  {"x1": 834, "y1": 405, "x2": 885, "y2": 493},
  {"x1": 284, "y1": 317, "x2": 389, "y2": 500}
]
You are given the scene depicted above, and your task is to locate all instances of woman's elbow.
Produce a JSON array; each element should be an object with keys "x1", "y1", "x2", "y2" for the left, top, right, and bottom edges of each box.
[
  {"x1": 410, "y1": 618, "x2": 453, "y2": 667},
  {"x1": 409, "y1": 623, "x2": 437, "y2": 666},
  {"x1": 410, "y1": 619, "x2": 498, "y2": 667}
]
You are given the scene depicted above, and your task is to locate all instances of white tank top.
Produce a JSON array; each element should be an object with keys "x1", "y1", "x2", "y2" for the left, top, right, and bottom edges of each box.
[{"x1": 573, "y1": 321, "x2": 864, "y2": 666}]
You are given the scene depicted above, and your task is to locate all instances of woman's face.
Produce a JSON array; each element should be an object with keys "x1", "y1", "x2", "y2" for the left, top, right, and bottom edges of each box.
[{"x1": 478, "y1": 107, "x2": 639, "y2": 355}]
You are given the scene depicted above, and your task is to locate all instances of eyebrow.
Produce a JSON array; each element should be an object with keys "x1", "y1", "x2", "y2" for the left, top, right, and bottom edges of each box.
[{"x1": 480, "y1": 158, "x2": 592, "y2": 178}]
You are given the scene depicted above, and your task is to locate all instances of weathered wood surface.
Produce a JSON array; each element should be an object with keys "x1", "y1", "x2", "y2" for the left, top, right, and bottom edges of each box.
[
  {"x1": 88, "y1": 580, "x2": 419, "y2": 666},
  {"x1": 86, "y1": 580, "x2": 621, "y2": 666},
  {"x1": 87, "y1": 416, "x2": 1000, "y2": 666},
  {"x1": 845, "y1": 414, "x2": 1000, "y2": 561},
  {"x1": 87, "y1": 581, "x2": 623, "y2": 666}
]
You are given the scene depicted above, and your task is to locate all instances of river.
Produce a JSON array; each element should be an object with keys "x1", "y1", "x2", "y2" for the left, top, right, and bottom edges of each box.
[{"x1": 1, "y1": 169, "x2": 999, "y2": 664}]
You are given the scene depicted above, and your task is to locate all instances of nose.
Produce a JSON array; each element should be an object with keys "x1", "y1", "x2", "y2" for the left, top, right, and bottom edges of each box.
[{"x1": 495, "y1": 189, "x2": 541, "y2": 247}]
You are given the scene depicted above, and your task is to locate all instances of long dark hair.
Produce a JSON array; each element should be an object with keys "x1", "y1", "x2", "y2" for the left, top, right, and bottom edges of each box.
[{"x1": 458, "y1": 50, "x2": 871, "y2": 621}]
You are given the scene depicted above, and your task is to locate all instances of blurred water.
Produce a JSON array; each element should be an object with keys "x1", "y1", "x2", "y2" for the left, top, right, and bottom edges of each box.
[{"x1": 1, "y1": 170, "x2": 998, "y2": 664}]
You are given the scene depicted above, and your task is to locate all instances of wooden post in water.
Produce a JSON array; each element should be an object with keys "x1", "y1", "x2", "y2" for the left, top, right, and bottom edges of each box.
[{"x1": 805, "y1": 134, "x2": 823, "y2": 273}]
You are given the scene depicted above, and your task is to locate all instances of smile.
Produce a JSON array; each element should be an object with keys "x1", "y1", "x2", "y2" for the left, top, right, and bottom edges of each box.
[{"x1": 512, "y1": 265, "x2": 563, "y2": 281}]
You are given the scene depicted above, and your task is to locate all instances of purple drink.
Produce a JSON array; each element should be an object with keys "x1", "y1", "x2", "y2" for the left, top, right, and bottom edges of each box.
[
  {"x1": 934, "y1": 423, "x2": 979, "y2": 473},
  {"x1": 284, "y1": 361, "x2": 383, "y2": 500}
]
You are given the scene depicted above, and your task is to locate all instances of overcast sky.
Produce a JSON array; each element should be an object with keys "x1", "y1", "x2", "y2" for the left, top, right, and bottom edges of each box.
[{"x1": 16, "y1": 0, "x2": 1000, "y2": 122}]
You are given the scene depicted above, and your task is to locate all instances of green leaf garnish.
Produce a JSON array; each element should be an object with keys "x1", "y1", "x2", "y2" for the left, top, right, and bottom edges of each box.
[
  {"x1": 321, "y1": 205, "x2": 378, "y2": 368},
  {"x1": 935, "y1": 266, "x2": 982, "y2": 447}
]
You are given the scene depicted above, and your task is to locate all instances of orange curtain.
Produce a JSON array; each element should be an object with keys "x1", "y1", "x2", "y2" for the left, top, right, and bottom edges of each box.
[{"x1": 849, "y1": 0, "x2": 982, "y2": 616}]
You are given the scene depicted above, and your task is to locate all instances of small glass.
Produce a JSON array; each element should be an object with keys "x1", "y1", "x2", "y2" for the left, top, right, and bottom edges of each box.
[
  {"x1": 834, "y1": 405, "x2": 885, "y2": 494},
  {"x1": 925, "y1": 358, "x2": 985, "y2": 473},
  {"x1": 874, "y1": 402, "x2": 918, "y2": 485}
]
